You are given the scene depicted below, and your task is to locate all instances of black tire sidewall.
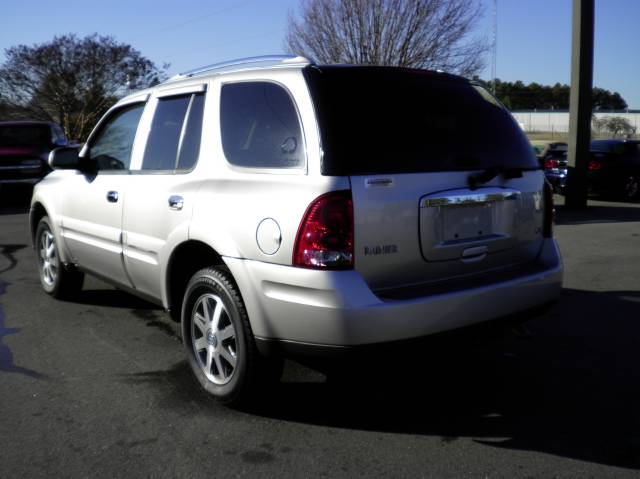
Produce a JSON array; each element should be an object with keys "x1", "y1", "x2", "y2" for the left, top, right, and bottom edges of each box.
[{"x1": 181, "y1": 268, "x2": 252, "y2": 403}]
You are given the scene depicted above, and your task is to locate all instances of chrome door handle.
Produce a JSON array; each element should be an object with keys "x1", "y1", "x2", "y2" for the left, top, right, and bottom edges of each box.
[
  {"x1": 168, "y1": 195, "x2": 184, "y2": 210},
  {"x1": 106, "y1": 191, "x2": 119, "y2": 203}
]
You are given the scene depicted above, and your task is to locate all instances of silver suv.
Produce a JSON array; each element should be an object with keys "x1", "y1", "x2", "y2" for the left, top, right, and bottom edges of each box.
[{"x1": 31, "y1": 55, "x2": 563, "y2": 405}]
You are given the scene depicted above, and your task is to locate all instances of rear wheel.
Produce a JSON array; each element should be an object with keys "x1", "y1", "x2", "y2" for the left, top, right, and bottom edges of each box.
[
  {"x1": 623, "y1": 175, "x2": 639, "y2": 201},
  {"x1": 35, "y1": 216, "x2": 84, "y2": 298},
  {"x1": 181, "y1": 267, "x2": 282, "y2": 406}
]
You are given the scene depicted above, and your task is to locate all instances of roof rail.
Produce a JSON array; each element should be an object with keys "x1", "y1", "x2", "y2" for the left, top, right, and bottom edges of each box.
[{"x1": 175, "y1": 55, "x2": 312, "y2": 79}]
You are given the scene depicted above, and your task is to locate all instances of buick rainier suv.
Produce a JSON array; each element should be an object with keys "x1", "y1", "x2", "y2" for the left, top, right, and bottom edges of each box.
[{"x1": 31, "y1": 56, "x2": 563, "y2": 405}]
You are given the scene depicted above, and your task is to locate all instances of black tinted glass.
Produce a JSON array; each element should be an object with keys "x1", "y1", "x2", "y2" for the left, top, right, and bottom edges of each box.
[
  {"x1": 142, "y1": 95, "x2": 191, "y2": 170},
  {"x1": 0, "y1": 125, "x2": 51, "y2": 148},
  {"x1": 220, "y1": 82, "x2": 305, "y2": 169},
  {"x1": 176, "y1": 94, "x2": 205, "y2": 170},
  {"x1": 304, "y1": 67, "x2": 538, "y2": 175},
  {"x1": 90, "y1": 104, "x2": 145, "y2": 170}
]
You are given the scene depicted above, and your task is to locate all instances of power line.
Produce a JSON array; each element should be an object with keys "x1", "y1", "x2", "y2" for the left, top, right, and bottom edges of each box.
[{"x1": 130, "y1": 0, "x2": 256, "y2": 40}]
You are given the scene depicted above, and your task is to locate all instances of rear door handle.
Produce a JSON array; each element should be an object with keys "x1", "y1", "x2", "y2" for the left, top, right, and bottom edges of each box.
[
  {"x1": 106, "y1": 191, "x2": 119, "y2": 203},
  {"x1": 168, "y1": 195, "x2": 184, "y2": 210}
]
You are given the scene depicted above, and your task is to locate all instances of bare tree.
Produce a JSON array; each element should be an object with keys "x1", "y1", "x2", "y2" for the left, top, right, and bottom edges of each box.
[
  {"x1": 0, "y1": 34, "x2": 167, "y2": 141},
  {"x1": 285, "y1": 0, "x2": 488, "y2": 77}
]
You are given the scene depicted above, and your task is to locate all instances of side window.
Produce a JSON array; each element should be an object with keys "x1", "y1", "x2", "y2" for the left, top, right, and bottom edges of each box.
[
  {"x1": 220, "y1": 82, "x2": 305, "y2": 169},
  {"x1": 89, "y1": 103, "x2": 145, "y2": 171},
  {"x1": 51, "y1": 124, "x2": 67, "y2": 145},
  {"x1": 177, "y1": 94, "x2": 205, "y2": 170},
  {"x1": 142, "y1": 93, "x2": 204, "y2": 171}
]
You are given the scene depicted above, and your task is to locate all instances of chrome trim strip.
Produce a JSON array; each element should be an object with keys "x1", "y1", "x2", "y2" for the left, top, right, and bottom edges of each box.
[{"x1": 421, "y1": 189, "x2": 521, "y2": 208}]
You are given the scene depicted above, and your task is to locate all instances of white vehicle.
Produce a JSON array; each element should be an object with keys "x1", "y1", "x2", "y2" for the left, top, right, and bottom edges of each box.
[{"x1": 31, "y1": 56, "x2": 563, "y2": 405}]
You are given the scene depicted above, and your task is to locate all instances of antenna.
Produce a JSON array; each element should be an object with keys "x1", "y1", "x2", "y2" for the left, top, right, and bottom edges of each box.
[{"x1": 492, "y1": 0, "x2": 498, "y2": 95}]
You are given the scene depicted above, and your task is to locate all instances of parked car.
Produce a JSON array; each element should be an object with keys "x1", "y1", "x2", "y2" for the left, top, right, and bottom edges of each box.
[
  {"x1": 588, "y1": 140, "x2": 640, "y2": 201},
  {"x1": 30, "y1": 56, "x2": 563, "y2": 406},
  {"x1": 0, "y1": 121, "x2": 69, "y2": 187},
  {"x1": 537, "y1": 142, "x2": 568, "y2": 193}
]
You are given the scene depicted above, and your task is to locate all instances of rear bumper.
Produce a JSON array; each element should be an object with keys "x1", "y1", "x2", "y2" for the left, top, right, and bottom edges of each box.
[
  {"x1": 0, "y1": 165, "x2": 46, "y2": 184},
  {"x1": 0, "y1": 178, "x2": 40, "y2": 184},
  {"x1": 224, "y1": 238, "x2": 563, "y2": 349}
]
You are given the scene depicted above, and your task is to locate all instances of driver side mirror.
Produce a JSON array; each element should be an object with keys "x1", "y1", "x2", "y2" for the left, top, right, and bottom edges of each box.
[{"x1": 48, "y1": 146, "x2": 81, "y2": 170}]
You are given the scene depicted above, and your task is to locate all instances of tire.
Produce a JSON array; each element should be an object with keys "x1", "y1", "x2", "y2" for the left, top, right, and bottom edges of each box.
[
  {"x1": 623, "y1": 175, "x2": 640, "y2": 201},
  {"x1": 35, "y1": 216, "x2": 84, "y2": 299},
  {"x1": 181, "y1": 267, "x2": 282, "y2": 407}
]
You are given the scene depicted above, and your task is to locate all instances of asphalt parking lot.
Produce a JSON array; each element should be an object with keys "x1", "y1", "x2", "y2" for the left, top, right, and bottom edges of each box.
[{"x1": 1, "y1": 188, "x2": 640, "y2": 478}]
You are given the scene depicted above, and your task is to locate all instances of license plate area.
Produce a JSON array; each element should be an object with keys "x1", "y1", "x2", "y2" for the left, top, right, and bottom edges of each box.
[
  {"x1": 420, "y1": 187, "x2": 521, "y2": 262},
  {"x1": 442, "y1": 203, "x2": 493, "y2": 242}
]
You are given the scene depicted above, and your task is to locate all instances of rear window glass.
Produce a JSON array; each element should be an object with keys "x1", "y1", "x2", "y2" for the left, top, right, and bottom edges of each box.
[
  {"x1": 591, "y1": 140, "x2": 638, "y2": 156},
  {"x1": 304, "y1": 67, "x2": 538, "y2": 175},
  {"x1": 0, "y1": 125, "x2": 51, "y2": 148},
  {"x1": 220, "y1": 82, "x2": 305, "y2": 169}
]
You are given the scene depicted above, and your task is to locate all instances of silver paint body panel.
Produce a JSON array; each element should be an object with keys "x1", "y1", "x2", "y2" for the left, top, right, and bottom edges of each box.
[{"x1": 30, "y1": 61, "x2": 563, "y2": 348}]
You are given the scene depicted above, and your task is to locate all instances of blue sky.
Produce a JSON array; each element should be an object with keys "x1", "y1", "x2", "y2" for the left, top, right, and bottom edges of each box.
[{"x1": 1, "y1": 0, "x2": 639, "y2": 107}]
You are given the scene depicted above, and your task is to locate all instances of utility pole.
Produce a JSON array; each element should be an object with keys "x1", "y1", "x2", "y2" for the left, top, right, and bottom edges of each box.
[{"x1": 566, "y1": 0, "x2": 594, "y2": 208}]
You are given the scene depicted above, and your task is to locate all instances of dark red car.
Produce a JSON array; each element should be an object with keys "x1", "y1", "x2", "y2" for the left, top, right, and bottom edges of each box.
[{"x1": 0, "y1": 121, "x2": 69, "y2": 187}]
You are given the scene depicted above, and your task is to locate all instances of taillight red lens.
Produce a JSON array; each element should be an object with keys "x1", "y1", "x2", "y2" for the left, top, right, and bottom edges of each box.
[
  {"x1": 293, "y1": 191, "x2": 354, "y2": 270},
  {"x1": 588, "y1": 160, "x2": 603, "y2": 171},
  {"x1": 544, "y1": 159, "x2": 559, "y2": 169},
  {"x1": 543, "y1": 181, "x2": 554, "y2": 238}
]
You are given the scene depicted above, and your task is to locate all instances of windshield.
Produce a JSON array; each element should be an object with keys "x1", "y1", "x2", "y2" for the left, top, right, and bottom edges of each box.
[
  {"x1": 304, "y1": 66, "x2": 539, "y2": 176},
  {"x1": 0, "y1": 125, "x2": 52, "y2": 148}
]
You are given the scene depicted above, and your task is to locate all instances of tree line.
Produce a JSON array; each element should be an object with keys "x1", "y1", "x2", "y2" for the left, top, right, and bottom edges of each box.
[
  {"x1": 0, "y1": 34, "x2": 166, "y2": 141},
  {"x1": 472, "y1": 78, "x2": 628, "y2": 111},
  {"x1": 0, "y1": 1, "x2": 631, "y2": 142}
]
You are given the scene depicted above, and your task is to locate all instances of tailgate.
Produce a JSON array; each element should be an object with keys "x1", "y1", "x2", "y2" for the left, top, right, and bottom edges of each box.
[{"x1": 350, "y1": 171, "x2": 545, "y2": 292}]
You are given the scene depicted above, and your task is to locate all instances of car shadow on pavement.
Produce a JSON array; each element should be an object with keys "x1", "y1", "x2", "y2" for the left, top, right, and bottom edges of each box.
[
  {"x1": 0, "y1": 185, "x2": 33, "y2": 215},
  {"x1": 122, "y1": 287, "x2": 640, "y2": 470},
  {"x1": 70, "y1": 289, "x2": 161, "y2": 311},
  {"x1": 555, "y1": 203, "x2": 640, "y2": 225},
  {"x1": 0, "y1": 243, "x2": 45, "y2": 379}
]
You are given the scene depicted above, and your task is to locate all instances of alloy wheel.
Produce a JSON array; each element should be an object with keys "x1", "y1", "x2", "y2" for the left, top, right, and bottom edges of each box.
[
  {"x1": 191, "y1": 293, "x2": 237, "y2": 385},
  {"x1": 39, "y1": 229, "x2": 58, "y2": 286}
]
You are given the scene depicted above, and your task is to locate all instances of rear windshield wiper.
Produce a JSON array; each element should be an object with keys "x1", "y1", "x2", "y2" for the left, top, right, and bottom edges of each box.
[{"x1": 467, "y1": 166, "x2": 529, "y2": 190}]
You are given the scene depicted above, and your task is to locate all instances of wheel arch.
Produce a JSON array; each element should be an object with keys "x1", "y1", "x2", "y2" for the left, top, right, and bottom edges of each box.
[
  {"x1": 164, "y1": 240, "x2": 226, "y2": 322},
  {"x1": 29, "y1": 202, "x2": 48, "y2": 246}
]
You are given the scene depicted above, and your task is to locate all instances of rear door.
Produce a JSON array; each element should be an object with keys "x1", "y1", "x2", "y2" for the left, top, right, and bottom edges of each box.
[
  {"x1": 121, "y1": 85, "x2": 206, "y2": 300},
  {"x1": 305, "y1": 67, "x2": 545, "y2": 292}
]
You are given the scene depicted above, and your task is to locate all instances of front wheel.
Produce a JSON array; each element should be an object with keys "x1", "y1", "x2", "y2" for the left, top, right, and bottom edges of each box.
[
  {"x1": 181, "y1": 267, "x2": 282, "y2": 406},
  {"x1": 35, "y1": 216, "x2": 84, "y2": 298}
]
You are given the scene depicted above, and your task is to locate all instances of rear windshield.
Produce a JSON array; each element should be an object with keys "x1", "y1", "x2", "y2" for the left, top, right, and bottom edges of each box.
[
  {"x1": 304, "y1": 67, "x2": 538, "y2": 175},
  {"x1": 0, "y1": 125, "x2": 52, "y2": 148},
  {"x1": 591, "y1": 140, "x2": 639, "y2": 155}
]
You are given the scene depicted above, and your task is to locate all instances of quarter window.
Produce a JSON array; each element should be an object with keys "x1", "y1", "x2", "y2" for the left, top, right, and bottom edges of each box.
[
  {"x1": 220, "y1": 82, "x2": 305, "y2": 169},
  {"x1": 142, "y1": 93, "x2": 205, "y2": 171},
  {"x1": 90, "y1": 103, "x2": 145, "y2": 171}
]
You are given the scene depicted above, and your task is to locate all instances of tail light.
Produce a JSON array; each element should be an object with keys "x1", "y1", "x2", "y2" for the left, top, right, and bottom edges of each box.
[
  {"x1": 543, "y1": 158, "x2": 559, "y2": 169},
  {"x1": 543, "y1": 181, "x2": 555, "y2": 238},
  {"x1": 588, "y1": 160, "x2": 603, "y2": 171},
  {"x1": 293, "y1": 190, "x2": 354, "y2": 270}
]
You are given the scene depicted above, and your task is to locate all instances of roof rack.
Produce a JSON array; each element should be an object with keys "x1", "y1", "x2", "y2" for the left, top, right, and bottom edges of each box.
[{"x1": 173, "y1": 55, "x2": 312, "y2": 79}]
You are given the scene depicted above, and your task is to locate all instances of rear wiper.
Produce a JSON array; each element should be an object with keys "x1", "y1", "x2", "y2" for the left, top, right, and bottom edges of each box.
[{"x1": 467, "y1": 166, "x2": 525, "y2": 190}]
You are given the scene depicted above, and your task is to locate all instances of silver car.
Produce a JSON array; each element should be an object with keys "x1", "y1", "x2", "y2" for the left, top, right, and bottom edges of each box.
[{"x1": 30, "y1": 56, "x2": 563, "y2": 405}]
